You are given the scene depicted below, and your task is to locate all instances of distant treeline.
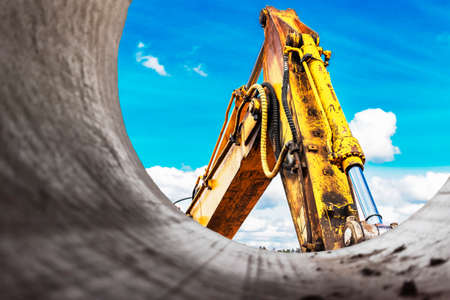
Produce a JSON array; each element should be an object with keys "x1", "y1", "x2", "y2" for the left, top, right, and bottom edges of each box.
[{"x1": 259, "y1": 246, "x2": 301, "y2": 253}]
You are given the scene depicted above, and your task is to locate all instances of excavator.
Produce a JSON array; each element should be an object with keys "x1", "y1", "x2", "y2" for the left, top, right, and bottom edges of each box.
[{"x1": 186, "y1": 6, "x2": 397, "y2": 252}]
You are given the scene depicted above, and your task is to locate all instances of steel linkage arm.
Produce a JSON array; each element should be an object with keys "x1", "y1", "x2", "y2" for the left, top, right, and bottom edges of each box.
[{"x1": 185, "y1": 84, "x2": 278, "y2": 238}]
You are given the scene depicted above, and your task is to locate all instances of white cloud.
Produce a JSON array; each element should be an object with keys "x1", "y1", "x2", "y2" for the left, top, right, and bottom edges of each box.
[
  {"x1": 235, "y1": 200, "x2": 299, "y2": 250},
  {"x1": 136, "y1": 51, "x2": 168, "y2": 76},
  {"x1": 185, "y1": 64, "x2": 208, "y2": 77},
  {"x1": 146, "y1": 166, "x2": 204, "y2": 211},
  {"x1": 145, "y1": 165, "x2": 449, "y2": 250},
  {"x1": 368, "y1": 171, "x2": 450, "y2": 223},
  {"x1": 146, "y1": 166, "x2": 295, "y2": 249},
  {"x1": 193, "y1": 64, "x2": 208, "y2": 77},
  {"x1": 137, "y1": 41, "x2": 145, "y2": 48},
  {"x1": 349, "y1": 108, "x2": 400, "y2": 163},
  {"x1": 234, "y1": 175, "x2": 299, "y2": 250}
]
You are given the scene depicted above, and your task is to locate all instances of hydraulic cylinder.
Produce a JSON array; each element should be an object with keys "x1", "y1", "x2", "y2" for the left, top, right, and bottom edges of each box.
[{"x1": 347, "y1": 166, "x2": 382, "y2": 224}]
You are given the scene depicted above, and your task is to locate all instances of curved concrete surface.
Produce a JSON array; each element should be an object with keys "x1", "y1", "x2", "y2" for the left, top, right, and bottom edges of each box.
[{"x1": 1, "y1": 1, "x2": 449, "y2": 299}]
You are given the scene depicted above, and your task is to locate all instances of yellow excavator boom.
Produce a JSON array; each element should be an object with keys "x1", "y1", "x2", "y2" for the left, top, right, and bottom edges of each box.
[{"x1": 187, "y1": 6, "x2": 390, "y2": 251}]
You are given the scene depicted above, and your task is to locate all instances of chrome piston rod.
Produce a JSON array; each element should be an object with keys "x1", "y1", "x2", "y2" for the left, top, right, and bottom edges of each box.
[{"x1": 347, "y1": 166, "x2": 382, "y2": 224}]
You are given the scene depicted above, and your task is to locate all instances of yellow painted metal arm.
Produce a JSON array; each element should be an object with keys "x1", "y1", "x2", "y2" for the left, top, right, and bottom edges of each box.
[
  {"x1": 261, "y1": 6, "x2": 362, "y2": 251},
  {"x1": 186, "y1": 87, "x2": 277, "y2": 238},
  {"x1": 188, "y1": 6, "x2": 366, "y2": 251}
]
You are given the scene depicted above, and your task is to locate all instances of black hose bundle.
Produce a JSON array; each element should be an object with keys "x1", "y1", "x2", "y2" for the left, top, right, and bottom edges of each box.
[
  {"x1": 281, "y1": 54, "x2": 299, "y2": 145},
  {"x1": 261, "y1": 82, "x2": 281, "y2": 157}
]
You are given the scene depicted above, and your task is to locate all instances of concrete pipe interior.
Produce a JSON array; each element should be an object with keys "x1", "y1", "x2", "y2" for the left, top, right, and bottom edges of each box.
[{"x1": 1, "y1": 1, "x2": 449, "y2": 299}]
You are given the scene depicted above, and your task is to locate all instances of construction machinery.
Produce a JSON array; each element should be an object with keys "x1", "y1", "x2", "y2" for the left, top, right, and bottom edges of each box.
[{"x1": 186, "y1": 6, "x2": 395, "y2": 252}]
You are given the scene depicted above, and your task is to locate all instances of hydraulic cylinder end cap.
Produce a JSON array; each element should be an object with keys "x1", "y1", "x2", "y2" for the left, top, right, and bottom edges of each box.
[
  {"x1": 342, "y1": 156, "x2": 364, "y2": 174},
  {"x1": 332, "y1": 136, "x2": 365, "y2": 171}
]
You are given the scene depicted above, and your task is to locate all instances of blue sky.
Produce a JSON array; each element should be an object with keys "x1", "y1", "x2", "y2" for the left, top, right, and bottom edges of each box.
[
  {"x1": 119, "y1": 0, "x2": 450, "y2": 171},
  {"x1": 119, "y1": 0, "x2": 450, "y2": 249}
]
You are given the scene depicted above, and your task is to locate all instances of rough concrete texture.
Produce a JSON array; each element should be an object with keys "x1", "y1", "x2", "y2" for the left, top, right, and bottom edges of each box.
[{"x1": 0, "y1": 1, "x2": 449, "y2": 299}]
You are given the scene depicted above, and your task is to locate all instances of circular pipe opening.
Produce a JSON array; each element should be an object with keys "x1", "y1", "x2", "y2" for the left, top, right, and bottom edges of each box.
[{"x1": 1, "y1": 1, "x2": 449, "y2": 299}]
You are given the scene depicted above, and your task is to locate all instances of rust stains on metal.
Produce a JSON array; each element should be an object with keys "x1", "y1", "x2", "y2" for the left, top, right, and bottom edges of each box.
[{"x1": 322, "y1": 191, "x2": 348, "y2": 207}]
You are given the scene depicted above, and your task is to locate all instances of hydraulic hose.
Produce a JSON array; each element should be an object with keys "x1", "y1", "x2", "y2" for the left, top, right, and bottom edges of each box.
[
  {"x1": 261, "y1": 82, "x2": 281, "y2": 157},
  {"x1": 281, "y1": 54, "x2": 299, "y2": 144},
  {"x1": 231, "y1": 97, "x2": 251, "y2": 142},
  {"x1": 248, "y1": 84, "x2": 289, "y2": 179}
]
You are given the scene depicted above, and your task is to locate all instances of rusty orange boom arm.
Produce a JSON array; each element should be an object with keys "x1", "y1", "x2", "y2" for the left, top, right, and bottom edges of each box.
[{"x1": 186, "y1": 7, "x2": 390, "y2": 251}]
